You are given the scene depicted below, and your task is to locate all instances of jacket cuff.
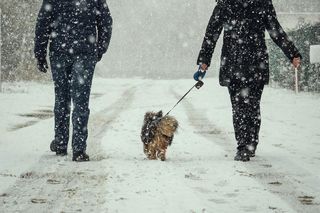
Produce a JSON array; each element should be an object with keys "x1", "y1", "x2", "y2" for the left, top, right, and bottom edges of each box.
[
  {"x1": 197, "y1": 55, "x2": 211, "y2": 67},
  {"x1": 290, "y1": 52, "x2": 302, "y2": 62},
  {"x1": 34, "y1": 49, "x2": 47, "y2": 62}
]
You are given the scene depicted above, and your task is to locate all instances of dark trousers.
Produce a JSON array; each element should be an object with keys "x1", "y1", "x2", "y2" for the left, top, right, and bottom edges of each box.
[
  {"x1": 50, "y1": 54, "x2": 96, "y2": 153},
  {"x1": 228, "y1": 81, "x2": 264, "y2": 151}
]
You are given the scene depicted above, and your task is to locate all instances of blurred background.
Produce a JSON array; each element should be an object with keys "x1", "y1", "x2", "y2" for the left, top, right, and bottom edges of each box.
[{"x1": 0, "y1": 0, "x2": 319, "y2": 91}]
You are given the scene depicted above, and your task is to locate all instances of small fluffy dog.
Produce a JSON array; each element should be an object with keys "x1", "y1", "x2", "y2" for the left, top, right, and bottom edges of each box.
[{"x1": 140, "y1": 111, "x2": 178, "y2": 161}]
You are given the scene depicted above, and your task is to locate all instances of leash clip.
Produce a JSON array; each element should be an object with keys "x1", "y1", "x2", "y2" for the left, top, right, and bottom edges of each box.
[{"x1": 195, "y1": 80, "x2": 204, "y2": 89}]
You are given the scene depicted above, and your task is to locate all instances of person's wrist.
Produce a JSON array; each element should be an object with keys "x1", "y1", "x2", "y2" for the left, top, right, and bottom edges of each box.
[
  {"x1": 292, "y1": 57, "x2": 301, "y2": 68},
  {"x1": 201, "y1": 63, "x2": 208, "y2": 71}
]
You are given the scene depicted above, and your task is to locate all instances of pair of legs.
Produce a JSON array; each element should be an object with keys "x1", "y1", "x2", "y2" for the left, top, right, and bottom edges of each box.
[
  {"x1": 143, "y1": 134, "x2": 169, "y2": 161},
  {"x1": 50, "y1": 53, "x2": 96, "y2": 157},
  {"x1": 228, "y1": 81, "x2": 264, "y2": 161}
]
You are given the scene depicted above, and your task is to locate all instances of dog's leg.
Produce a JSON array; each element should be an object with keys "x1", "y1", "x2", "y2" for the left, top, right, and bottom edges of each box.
[
  {"x1": 157, "y1": 141, "x2": 168, "y2": 161},
  {"x1": 149, "y1": 150, "x2": 157, "y2": 160},
  {"x1": 143, "y1": 144, "x2": 149, "y2": 157},
  {"x1": 157, "y1": 150, "x2": 166, "y2": 161},
  {"x1": 148, "y1": 143, "x2": 157, "y2": 160}
]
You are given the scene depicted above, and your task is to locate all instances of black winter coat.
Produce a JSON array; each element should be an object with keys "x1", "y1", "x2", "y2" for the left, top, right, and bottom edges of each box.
[
  {"x1": 34, "y1": 0, "x2": 112, "y2": 60},
  {"x1": 197, "y1": 0, "x2": 301, "y2": 86}
]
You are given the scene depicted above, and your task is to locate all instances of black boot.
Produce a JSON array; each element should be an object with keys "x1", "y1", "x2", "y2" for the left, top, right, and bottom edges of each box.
[
  {"x1": 234, "y1": 149, "x2": 250, "y2": 162},
  {"x1": 72, "y1": 152, "x2": 90, "y2": 162},
  {"x1": 247, "y1": 144, "x2": 257, "y2": 157},
  {"x1": 248, "y1": 149, "x2": 256, "y2": 158},
  {"x1": 50, "y1": 140, "x2": 67, "y2": 156}
]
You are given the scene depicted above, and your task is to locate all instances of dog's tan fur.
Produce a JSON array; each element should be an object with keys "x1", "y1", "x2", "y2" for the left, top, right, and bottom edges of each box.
[{"x1": 143, "y1": 113, "x2": 178, "y2": 161}]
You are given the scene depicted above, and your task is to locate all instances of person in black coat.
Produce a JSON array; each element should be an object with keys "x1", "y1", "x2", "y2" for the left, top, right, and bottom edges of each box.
[
  {"x1": 197, "y1": 0, "x2": 301, "y2": 161},
  {"x1": 34, "y1": 0, "x2": 112, "y2": 161}
]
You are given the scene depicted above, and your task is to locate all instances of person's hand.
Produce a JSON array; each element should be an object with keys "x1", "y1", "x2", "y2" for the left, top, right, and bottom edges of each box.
[
  {"x1": 194, "y1": 64, "x2": 207, "y2": 81},
  {"x1": 292, "y1": 57, "x2": 301, "y2": 68},
  {"x1": 37, "y1": 58, "x2": 48, "y2": 73},
  {"x1": 200, "y1": 63, "x2": 208, "y2": 71},
  {"x1": 97, "y1": 53, "x2": 103, "y2": 62}
]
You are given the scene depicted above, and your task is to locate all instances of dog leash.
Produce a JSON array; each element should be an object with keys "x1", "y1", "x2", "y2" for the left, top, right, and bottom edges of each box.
[{"x1": 165, "y1": 80, "x2": 204, "y2": 116}]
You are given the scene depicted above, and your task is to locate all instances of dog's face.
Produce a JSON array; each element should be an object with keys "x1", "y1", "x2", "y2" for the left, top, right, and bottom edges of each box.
[{"x1": 158, "y1": 116, "x2": 178, "y2": 137}]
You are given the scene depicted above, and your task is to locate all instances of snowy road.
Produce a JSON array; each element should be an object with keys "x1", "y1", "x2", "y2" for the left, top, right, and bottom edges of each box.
[{"x1": 0, "y1": 78, "x2": 320, "y2": 213}]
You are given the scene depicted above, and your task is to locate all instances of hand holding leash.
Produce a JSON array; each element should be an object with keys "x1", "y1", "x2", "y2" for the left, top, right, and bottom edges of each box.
[
  {"x1": 292, "y1": 57, "x2": 301, "y2": 69},
  {"x1": 165, "y1": 67, "x2": 205, "y2": 116},
  {"x1": 193, "y1": 65, "x2": 207, "y2": 81}
]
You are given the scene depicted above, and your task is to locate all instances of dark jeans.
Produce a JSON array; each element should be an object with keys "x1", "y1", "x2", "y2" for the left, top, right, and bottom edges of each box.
[
  {"x1": 228, "y1": 81, "x2": 264, "y2": 151},
  {"x1": 50, "y1": 54, "x2": 96, "y2": 153}
]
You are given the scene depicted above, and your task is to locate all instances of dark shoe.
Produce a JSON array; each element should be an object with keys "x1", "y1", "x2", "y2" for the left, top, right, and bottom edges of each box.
[
  {"x1": 50, "y1": 140, "x2": 67, "y2": 156},
  {"x1": 50, "y1": 140, "x2": 57, "y2": 152},
  {"x1": 234, "y1": 150, "x2": 250, "y2": 162},
  {"x1": 247, "y1": 144, "x2": 257, "y2": 157},
  {"x1": 56, "y1": 149, "x2": 68, "y2": 156},
  {"x1": 72, "y1": 152, "x2": 90, "y2": 162},
  {"x1": 248, "y1": 150, "x2": 255, "y2": 157}
]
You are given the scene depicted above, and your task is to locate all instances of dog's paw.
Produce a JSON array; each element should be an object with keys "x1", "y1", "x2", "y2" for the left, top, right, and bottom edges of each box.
[{"x1": 157, "y1": 153, "x2": 166, "y2": 161}]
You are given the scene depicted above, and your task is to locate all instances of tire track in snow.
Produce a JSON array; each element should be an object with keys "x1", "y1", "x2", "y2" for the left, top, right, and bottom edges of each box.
[
  {"x1": 0, "y1": 86, "x2": 137, "y2": 213},
  {"x1": 172, "y1": 88, "x2": 320, "y2": 213},
  {"x1": 100, "y1": 82, "x2": 224, "y2": 213}
]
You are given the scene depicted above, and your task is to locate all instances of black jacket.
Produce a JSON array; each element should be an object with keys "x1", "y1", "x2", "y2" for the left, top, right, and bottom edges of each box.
[
  {"x1": 34, "y1": 0, "x2": 112, "y2": 60},
  {"x1": 197, "y1": 0, "x2": 301, "y2": 86}
]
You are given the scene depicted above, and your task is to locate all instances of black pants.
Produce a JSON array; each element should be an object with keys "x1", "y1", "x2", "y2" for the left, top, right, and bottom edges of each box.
[
  {"x1": 50, "y1": 53, "x2": 97, "y2": 153},
  {"x1": 228, "y1": 82, "x2": 264, "y2": 151}
]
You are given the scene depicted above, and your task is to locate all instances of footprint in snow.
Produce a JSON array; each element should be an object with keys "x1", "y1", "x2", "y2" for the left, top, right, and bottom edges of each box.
[
  {"x1": 47, "y1": 179, "x2": 61, "y2": 184},
  {"x1": 208, "y1": 198, "x2": 227, "y2": 204},
  {"x1": 185, "y1": 172, "x2": 201, "y2": 180},
  {"x1": 31, "y1": 198, "x2": 47, "y2": 204}
]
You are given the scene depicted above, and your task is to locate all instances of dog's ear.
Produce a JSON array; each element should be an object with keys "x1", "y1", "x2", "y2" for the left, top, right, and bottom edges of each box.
[
  {"x1": 144, "y1": 112, "x2": 152, "y2": 121},
  {"x1": 157, "y1": 110, "x2": 163, "y2": 118}
]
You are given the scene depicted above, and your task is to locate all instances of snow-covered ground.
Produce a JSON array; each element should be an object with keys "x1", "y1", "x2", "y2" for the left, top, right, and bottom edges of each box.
[{"x1": 0, "y1": 78, "x2": 319, "y2": 213}]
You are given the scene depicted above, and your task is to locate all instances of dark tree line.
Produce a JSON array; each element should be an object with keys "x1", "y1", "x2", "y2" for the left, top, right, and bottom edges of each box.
[
  {"x1": 0, "y1": 0, "x2": 209, "y2": 81},
  {"x1": 0, "y1": 0, "x2": 49, "y2": 81},
  {"x1": 0, "y1": 1, "x2": 319, "y2": 91},
  {"x1": 268, "y1": 21, "x2": 320, "y2": 92}
]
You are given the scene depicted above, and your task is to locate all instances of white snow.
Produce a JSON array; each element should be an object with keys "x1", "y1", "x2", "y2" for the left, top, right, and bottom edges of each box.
[
  {"x1": 0, "y1": 78, "x2": 319, "y2": 212},
  {"x1": 310, "y1": 45, "x2": 320, "y2": 64}
]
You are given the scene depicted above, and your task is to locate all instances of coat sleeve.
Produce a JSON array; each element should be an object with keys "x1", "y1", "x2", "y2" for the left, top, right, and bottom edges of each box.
[
  {"x1": 265, "y1": 0, "x2": 302, "y2": 61},
  {"x1": 96, "y1": 0, "x2": 113, "y2": 56},
  {"x1": 34, "y1": 0, "x2": 54, "y2": 61},
  {"x1": 197, "y1": 3, "x2": 224, "y2": 67}
]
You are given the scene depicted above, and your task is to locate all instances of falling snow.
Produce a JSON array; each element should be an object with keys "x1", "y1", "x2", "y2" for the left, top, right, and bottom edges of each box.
[{"x1": 0, "y1": 0, "x2": 320, "y2": 212}]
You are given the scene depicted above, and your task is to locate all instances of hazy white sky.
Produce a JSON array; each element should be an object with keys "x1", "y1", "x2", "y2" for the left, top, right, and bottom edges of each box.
[{"x1": 97, "y1": 0, "x2": 320, "y2": 78}]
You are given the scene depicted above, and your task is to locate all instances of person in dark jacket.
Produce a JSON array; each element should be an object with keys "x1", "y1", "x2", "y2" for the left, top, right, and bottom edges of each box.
[
  {"x1": 197, "y1": 0, "x2": 301, "y2": 161},
  {"x1": 34, "y1": 0, "x2": 112, "y2": 161}
]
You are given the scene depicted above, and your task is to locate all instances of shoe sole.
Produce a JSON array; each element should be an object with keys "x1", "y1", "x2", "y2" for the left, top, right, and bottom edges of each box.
[
  {"x1": 234, "y1": 155, "x2": 250, "y2": 162},
  {"x1": 234, "y1": 158, "x2": 250, "y2": 162},
  {"x1": 72, "y1": 158, "x2": 90, "y2": 162},
  {"x1": 50, "y1": 142, "x2": 57, "y2": 152},
  {"x1": 72, "y1": 154, "x2": 90, "y2": 162},
  {"x1": 51, "y1": 141, "x2": 67, "y2": 156},
  {"x1": 56, "y1": 152, "x2": 68, "y2": 156}
]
